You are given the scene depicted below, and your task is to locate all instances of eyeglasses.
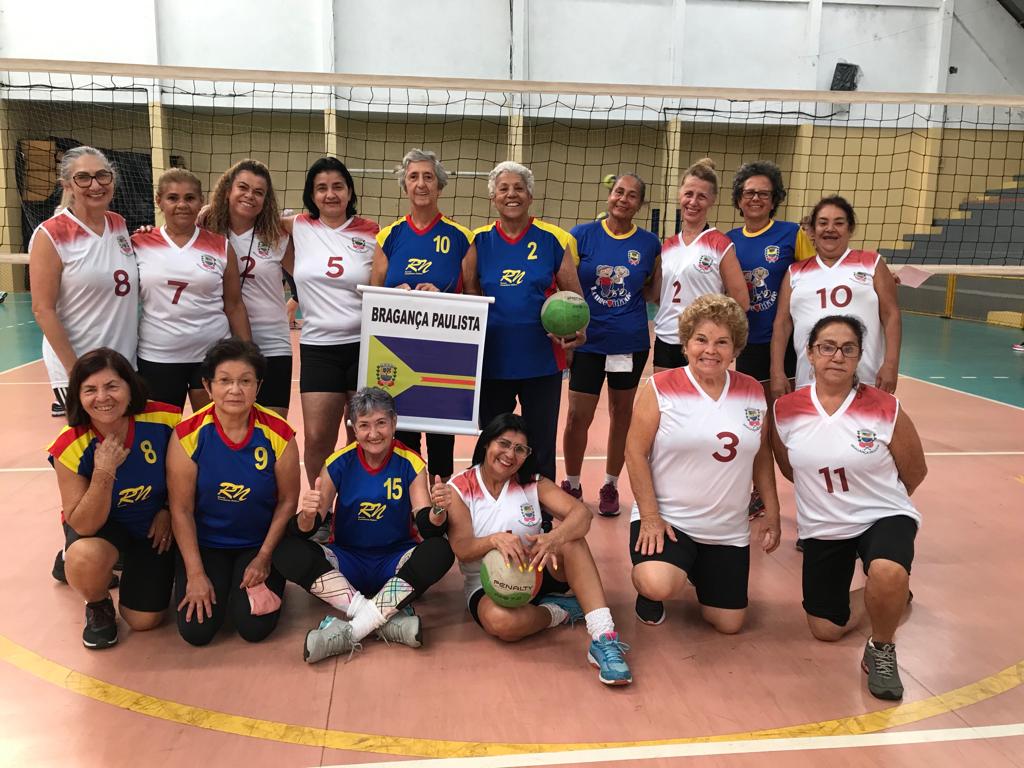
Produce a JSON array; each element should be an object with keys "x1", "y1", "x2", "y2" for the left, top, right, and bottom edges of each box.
[
  {"x1": 211, "y1": 376, "x2": 260, "y2": 389},
  {"x1": 71, "y1": 170, "x2": 114, "y2": 188},
  {"x1": 813, "y1": 342, "x2": 861, "y2": 358},
  {"x1": 495, "y1": 437, "x2": 532, "y2": 458},
  {"x1": 740, "y1": 189, "x2": 772, "y2": 201}
]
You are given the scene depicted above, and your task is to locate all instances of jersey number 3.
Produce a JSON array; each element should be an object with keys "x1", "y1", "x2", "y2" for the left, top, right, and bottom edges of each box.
[{"x1": 712, "y1": 431, "x2": 739, "y2": 462}]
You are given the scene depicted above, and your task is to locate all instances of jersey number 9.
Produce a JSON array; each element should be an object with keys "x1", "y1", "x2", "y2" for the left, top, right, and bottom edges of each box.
[{"x1": 254, "y1": 446, "x2": 269, "y2": 470}]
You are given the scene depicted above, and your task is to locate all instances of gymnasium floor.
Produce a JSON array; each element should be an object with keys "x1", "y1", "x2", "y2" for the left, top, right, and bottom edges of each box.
[{"x1": 1, "y1": 294, "x2": 1023, "y2": 767}]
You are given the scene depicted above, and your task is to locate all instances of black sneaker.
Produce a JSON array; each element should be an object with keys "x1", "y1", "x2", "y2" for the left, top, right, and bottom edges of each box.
[
  {"x1": 795, "y1": 539, "x2": 805, "y2": 552},
  {"x1": 83, "y1": 597, "x2": 118, "y2": 649},
  {"x1": 635, "y1": 594, "x2": 666, "y2": 625},
  {"x1": 52, "y1": 549, "x2": 67, "y2": 583},
  {"x1": 51, "y1": 401, "x2": 65, "y2": 418}
]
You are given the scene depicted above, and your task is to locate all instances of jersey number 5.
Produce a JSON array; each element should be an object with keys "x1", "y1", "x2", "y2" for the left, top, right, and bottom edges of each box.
[
  {"x1": 712, "y1": 431, "x2": 739, "y2": 462},
  {"x1": 326, "y1": 256, "x2": 345, "y2": 278}
]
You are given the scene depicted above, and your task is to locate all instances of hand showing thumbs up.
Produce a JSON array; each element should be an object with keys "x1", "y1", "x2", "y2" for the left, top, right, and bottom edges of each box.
[
  {"x1": 429, "y1": 474, "x2": 451, "y2": 513},
  {"x1": 300, "y1": 476, "x2": 323, "y2": 529}
]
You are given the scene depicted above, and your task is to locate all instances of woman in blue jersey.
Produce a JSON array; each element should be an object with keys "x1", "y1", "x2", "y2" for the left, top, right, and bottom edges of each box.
[
  {"x1": 273, "y1": 387, "x2": 455, "y2": 663},
  {"x1": 370, "y1": 148, "x2": 473, "y2": 481},
  {"x1": 463, "y1": 161, "x2": 587, "y2": 483},
  {"x1": 48, "y1": 348, "x2": 180, "y2": 649},
  {"x1": 168, "y1": 338, "x2": 300, "y2": 645},
  {"x1": 561, "y1": 173, "x2": 660, "y2": 516}
]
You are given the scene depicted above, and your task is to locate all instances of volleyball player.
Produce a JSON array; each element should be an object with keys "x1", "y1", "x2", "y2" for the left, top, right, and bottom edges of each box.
[
  {"x1": 561, "y1": 173, "x2": 660, "y2": 516},
  {"x1": 133, "y1": 169, "x2": 251, "y2": 411},
  {"x1": 652, "y1": 159, "x2": 749, "y2": 372}
]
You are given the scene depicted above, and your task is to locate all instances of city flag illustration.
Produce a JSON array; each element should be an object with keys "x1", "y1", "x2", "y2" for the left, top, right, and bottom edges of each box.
[{"x1": 367, "y1": 335, "x2": 478, "y2": 421}]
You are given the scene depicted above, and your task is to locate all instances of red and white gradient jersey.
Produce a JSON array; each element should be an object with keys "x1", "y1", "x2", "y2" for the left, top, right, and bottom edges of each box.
[
  {"x1": 31, "y1": 209, "x2": 139, "y2": 387},
  {"x1": 290, "y1": 214, "x2": 378, "y2": 345},
  {"x1": 630, "y1": 367, "x2": 766, "y2": 546},
  {"x1": 654, "y1": 228, "x2": 734, "y2": 345},
  {"x1": 773, "y1": 384, "x2": 919, "y2": 541},
  {"x1": 788, "y1": 249, "x2": 884, "y2": 388},
  {"x1": 229, "y1": 229, "x2": 291, "y2": 357},
  {"x1": 133, "y1": 226, "x2": 230, "y2": 363},
  {"x1": 449, "y1": 465, "x2": 544, "y2": 600}
]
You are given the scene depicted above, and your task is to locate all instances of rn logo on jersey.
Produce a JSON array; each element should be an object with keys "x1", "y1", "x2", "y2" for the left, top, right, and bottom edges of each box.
[
  {"x1": 217, "y1": 482, "x2": 251, "y2": 502},
  {"x1": 500, "y1": 269, "x2": 526, "y2": 287},
  {"x1": 853, "y1": 428, "x2": 879, "y2": 454},
  {"x1": 256, "y1": 241, "x2": 272, "y2": 259},
  {"x1": 405, "y1": 258, "x2": 433, "y2": 276},
  {"x1": 764, "y1": 245, "x2": 780, "y2": 263},
  {"x1": 375, "y1": 362, "x2": 397, "y2": 388},
  {"x1": 117, "y1": 235, "x2": 133, "y2": 256},
  {"x1": 627, "y1": 249, "x2": 641, "y2": 266},
  {"x1": 743, "y1": 408, "x2": 764, "y2": 432},
  {"x1": 117, "y1": 484, "x2": 152, "y2": 507},
  {"x1": 358, "y1": 501, "x2": 387, "y2": 521},
  {"x1": 198, "y1": 253, "x2": 219, "y2": 272},
  {"x1": 519, "y1": 503, "x2": 538, "y2": 526},
  {"x1": 851, "y1": 271, "x2": 871, "y2": 284},
  {"x1": 349, "y1": 237, "x2": 369, "y2": 253},
  {"x1": 695, "y1": 253, "x2": 715, "y2": 273}
]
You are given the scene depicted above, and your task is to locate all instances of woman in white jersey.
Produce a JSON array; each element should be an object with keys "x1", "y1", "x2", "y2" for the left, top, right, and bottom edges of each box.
[
  {"x1": 133, "y1": 169, "x2": 251, "y2": 411},
  {"x1": 651, "y1": 159, "x2": 749, "y2": 372},
  {"x1": 443, "y1": 413, "x2": 633, "y2": 686},
  {"x1": 626, "y1": 294, "x2": 781, "y2": 632},
  {"x1": 771, "y1": 315, "x2": 926, "y2": 701},
  {"x1": 770, "y1": 195, "x2": 901, "y2": 400},
  {"x1": 283, "y1": 157, "x2": 379, "y2": 485},
  {"x1": 206, "y1": 160, "x2": 292, "y2": 416}
]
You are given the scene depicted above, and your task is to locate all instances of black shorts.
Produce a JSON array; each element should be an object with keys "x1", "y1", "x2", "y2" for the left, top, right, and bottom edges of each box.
[
  {"x1": 735, "y1": 337, "x2": 797, "y2": 382},
  {"x1": 629, "y1": 519, "x2": 749, "y2": 609},
  {"x1": 137, "y1": 359, "x2": 204, "y2": 411},
  {"x1": 256, "y1": 355, "x2": 293, "y2": 410},
  {"x1": 64, "y1": 520, "x2": 175, "y2": 613},
  {"x1": 568, "y1": 349, "x2": 649, "y2": 395},
  {"x1": 299, "y1": 342, "x2": 360, "y2": 394},
  {"x1": 801, "y1": 515, "x2": 917, "y2": 627},
  {"x1": 467, "y1": 565, "x2": 571, "y2": 626},
  {"x1": 652, "y1": 338, "x2": 687, "y2": 369}
]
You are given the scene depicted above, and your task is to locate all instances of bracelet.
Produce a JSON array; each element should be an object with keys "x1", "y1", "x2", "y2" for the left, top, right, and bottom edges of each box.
[
  {"x1": 93, "y1": 466, "x2": 117, "y2": 481},
  {"x1": 430, "y1": 505, "x2": 446, "y2": 516}
]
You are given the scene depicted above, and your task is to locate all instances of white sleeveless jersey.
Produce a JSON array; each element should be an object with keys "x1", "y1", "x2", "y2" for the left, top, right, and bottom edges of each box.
[
  {"x1": 789, "y1": 249, "x2": 885, "y2": 388},
  {"x1": 630, "y1": 367, "x2": 766, "y2": 546},
  {"x1": 229, "y1": 229, "x2": 291, "y2": 357},
  {"x1": 31, "y1": 210, "x2": 139, "y2": 387},
  {"x1": 654, "y1": 228, "x2": 734, "y2": 345},
  {"x1": 449, "y1": 466, "x2": 544, "y2": 601},
  {"x1": 290, "y1": 214, "x2": 379, "y2": 345},
  {"x1": 773, "y1": 384, "x2": 920, "y2": 541},
  {"x1": 133, "y1": 227, "x2": 231, "y2": 363}
]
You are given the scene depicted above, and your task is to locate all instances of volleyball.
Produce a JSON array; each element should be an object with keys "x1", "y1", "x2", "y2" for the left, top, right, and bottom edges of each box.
[
  {"x1": 602, "y1": 173, "x2": 616, "y2": 188},
  {"x1": 540, "y1": 291, "x2": 590, "y2": 338},
  {"x1": 480, "y1": 549, "x2": 541, "y2": 608}
]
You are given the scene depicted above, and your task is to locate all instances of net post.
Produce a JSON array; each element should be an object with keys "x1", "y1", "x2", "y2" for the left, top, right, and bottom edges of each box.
[
  {"x1": 0, "y1": 99, "x2": 25, "y2": 290},
  {"x1": 788, "y1": 122, "x2": 816, "y2": 224},
  {"x1": 905, "y1": 121, "x2": 944, "y2": 250},
  {"x1": 507, "y1": 104, "x2": 524, "y2": 163},
  {"x1": 943, "y1": 274, "x2": 957, "y2": 317},
  {"x1": 659, "y1": 117, "x2": 683, "y2": 237},
  {"x1": 324, "y1": 106, "x2": 340, "y2": 158},
  {"x1": 148, "y1": 96, "x2": 170, "y2": 226}
]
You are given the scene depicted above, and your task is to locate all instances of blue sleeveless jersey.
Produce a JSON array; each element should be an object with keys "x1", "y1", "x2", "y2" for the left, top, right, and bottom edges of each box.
[
  {"x1": 572, "y1": 219, "x2": 660, "y2": 355},
  {"x1": 376, "y1": 213, "x2": 473, "y2": 292},
  {"x1": 176, "y1": 403, "x2": 295, "y2": 549},
  {"x1": 473, "y1": 218, "x2": 578, "y2": 379},
  {"x1": 48, "y1": 401, "x2": 181, "y2": 539},
  {"x1": 326, "y1": 440, "x2": 425, "y2": 552}
]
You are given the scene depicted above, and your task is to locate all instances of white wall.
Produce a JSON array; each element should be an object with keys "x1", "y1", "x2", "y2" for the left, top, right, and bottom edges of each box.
[{"x1": 947, "y1": 0, "x2": 1024, "y2": 95}]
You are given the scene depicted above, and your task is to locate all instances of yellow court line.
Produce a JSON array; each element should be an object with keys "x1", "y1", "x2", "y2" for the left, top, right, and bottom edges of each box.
[{"x1": 1, "y1": 633, "x2": 1023, "y2": 758}]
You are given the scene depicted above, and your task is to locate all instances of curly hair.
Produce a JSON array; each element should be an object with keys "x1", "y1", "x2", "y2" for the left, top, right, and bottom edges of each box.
[
  {"x1": 206, "y1": 159, "x2": 285, "y2": 247},
  {"x1": 678, "y1": 294, "x2": 749, "y2": 355},
  {"x1": 731, "y1": 160, "x2": 787, "y2": 218}
]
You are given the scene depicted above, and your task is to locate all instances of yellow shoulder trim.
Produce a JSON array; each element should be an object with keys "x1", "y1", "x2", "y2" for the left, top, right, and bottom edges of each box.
[
  {"x1": 324, "y1": 442, "x2": 359, "y2": 470},
  {"x1": 443, "y1": 217, "x2": 475, "y2": 244},
  {"x1": 473, "y1": 222, "x2": 496, "y2": 236},
  {"x1": 376, "y1": 218, "x2": 404, "y2": 248},
  {"x1": 393, "y1": 444, "x2": 426, "y2": 474},
  {"x1": 795, "y1": 227, "x2": 815, "y2": 261}
]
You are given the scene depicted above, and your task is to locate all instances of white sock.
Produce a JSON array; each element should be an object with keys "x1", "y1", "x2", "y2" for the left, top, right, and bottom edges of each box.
[
  {"x1": 585, "y1": 607, "x2": 615, "y2": 641},
  {"x1": 604, "y1": 474, "x2": 618, "y2": 488},
  {"x1": 347, "y1": 593, "x2": 386, "y2": 641},
  {"x1": 566, "y1": 475, "x2": 581, "y2": 490},
  {"x1": 540, "y1": 601, "x2": 568, "y2": 627}
]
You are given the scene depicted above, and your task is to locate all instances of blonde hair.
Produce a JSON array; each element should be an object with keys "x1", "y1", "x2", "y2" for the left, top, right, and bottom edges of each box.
[
  {"x1": 678, "y1": 293, "x2": 748, "y2": 355},
  {"x1": 681, "y1": 157, "x2": 719, "y2": 196},
  {"x1": 156, "y1": 168, "x2": 203, "y2": 199},
  {"x1": 206, "y1": 159, "x2": 284, "y2": 247}
]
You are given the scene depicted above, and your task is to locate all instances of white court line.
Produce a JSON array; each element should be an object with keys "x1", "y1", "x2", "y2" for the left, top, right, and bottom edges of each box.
[
  {"x1": 902, "y1": 374, "x2": 1024, "y2": 413},
  {"x1": 962, "y1": 376, "x2": 978, "y2": 379},
  {"x1": 323, "y1": 722, "x2": 1024, "y2": 768}
]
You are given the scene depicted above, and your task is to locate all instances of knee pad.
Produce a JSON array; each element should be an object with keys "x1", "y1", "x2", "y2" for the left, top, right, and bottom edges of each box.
[{"x1": 271, "y1": 536, "x2": 331, "y2": 590}]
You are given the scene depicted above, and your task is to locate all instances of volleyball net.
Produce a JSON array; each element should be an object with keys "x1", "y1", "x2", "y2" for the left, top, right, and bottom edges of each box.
[{"x1": 1, "y1": 59, "x2": 1021, "y2": 324}]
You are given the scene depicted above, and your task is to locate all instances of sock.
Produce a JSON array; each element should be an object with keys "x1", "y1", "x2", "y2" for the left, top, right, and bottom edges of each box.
[
  {"x1": 347, "y1": 593, "x2": 386, "y2": 642},
  {"x1": 869, "y1": 636, "x2": 895, "y2": 650},
  {"x1": 585, "y1": 607, "x2": 615, "y2": 641},
  {"x1": 310, "y1": 570, "x2": 355, "y2": 612},
  {"x1": 566, "y1": 475, "x2": 581, "y2": 490},
  {"x1": 603, "y1": 474, "x2": 618, "y2": 488},
  {"x1": 540, "y1": 601, "x2": 568, "y2": 627}
]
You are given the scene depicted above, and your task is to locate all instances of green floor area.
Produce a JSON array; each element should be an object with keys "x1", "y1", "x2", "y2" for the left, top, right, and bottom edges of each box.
[{"x1": 3, "y1": 292, "x2": 1023, "y2": 406}]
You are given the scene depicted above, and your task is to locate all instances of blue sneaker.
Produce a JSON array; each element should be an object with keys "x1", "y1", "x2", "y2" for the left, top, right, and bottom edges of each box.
[
  {"x1": 536, "y1": 593, "x2": 584, "y2": 624},
  {"x1": 588, "y1": 632, "x2": 632, "y2": 686}
]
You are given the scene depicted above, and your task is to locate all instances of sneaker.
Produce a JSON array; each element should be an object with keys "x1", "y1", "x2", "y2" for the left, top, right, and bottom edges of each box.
[
  {"x1": 311, "y1": 512, "x2": 333, "y2": 544},
  {"x1": 0, "y1": 291, "x2": 8, "y2": 304},
  {"x1": 52, "y1": 550, "x2": 67, "y2": 583},
  {"x1": 795, "y1": 539, "x2": 805, "y2": 552},
  {"x1": 376, "y1": 613, "x2": 422, "y2": 648},
  {"x1": 1013, "y1": 341, "x2": 1024, "y2": 352},
  {"x1": 747, "y1": 488, "x2": 766, "y2": 520},
  {"x1": 597, "y1": 483, "x2": 620, "y2": 517},
  {"x1": 861, "y1": 639, "x2": 904, "y2": 700},
  {"x1": 559, "y1": 480, "x2": 583, "y2": 500},
  {"x1": 51, "y1": 401, "x2": 65, "y2": 418},
  {"x1": 635, "y1": 594, "x2": 665, "y2": 625},
  {"x1": 83, "y1": 597, "x2": 118, "y2": 649},
  {"x1": 587, "y1": 632, "x2": 633, "y2": 685},
  {"x1": 304, "y1": 615, "x2": 362, "y2": 664},
  {"x1": 536, "y1": 594, "x2": 585, "y2": 624}
]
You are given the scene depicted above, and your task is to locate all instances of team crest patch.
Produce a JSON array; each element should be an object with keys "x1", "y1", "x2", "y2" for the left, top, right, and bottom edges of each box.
[
  {"x1": 520, "y1": 503, "x2": 538, "y2": 526},
  {"x1": 256, "y1": 240, "x2": 272, "y2": 258},
  {"x1": 375, "y1": 362, "x2": 397, "y2": 388},
  {"x1": 198, "y1": 253, "x2": 219, "y2": 272},
  {"x1": 349, "y1": 236, "x2": 369, "y2": 253},
  {"x1": 117, "y1": 235, "x2": 132, "y2": 256},
  {"x1": 627, "y1": 249, "x2": 641, "y2": 266},
  {"x1": 695, "y1": 253, "x2": 715, "y2": 273},
  {"x1": 764, "y1": 245, "x2": 780, "y2": 263},
  {"x1": 743, "y1": 407, "x2": 763, "y2": 431},
  {"x1": 853, "y1": 428, "x2": 878, "y2": 453},
  {"x1": 851, "y1": 271, "x2": 871, "y2": 284}
]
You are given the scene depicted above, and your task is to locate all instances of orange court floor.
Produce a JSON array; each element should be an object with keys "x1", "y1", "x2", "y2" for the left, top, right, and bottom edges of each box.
[{"x1": 1, "y1": 330, "x2": 1024, "y2": 768}]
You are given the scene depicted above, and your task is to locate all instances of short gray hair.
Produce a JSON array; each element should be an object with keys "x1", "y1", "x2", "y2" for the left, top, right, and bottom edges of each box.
[
  {"x1": 398, "y1": 148, "x2": 449, "y2": 192},
  {"x1": 59, "y1": 146, "x2": 115, "y2": 185},
  {"x1": 487, "y1": 161, "x2": 534, "y2": 198},
  {"x1": 348, "y1": 387, "x2": 397, "y2": 422}
]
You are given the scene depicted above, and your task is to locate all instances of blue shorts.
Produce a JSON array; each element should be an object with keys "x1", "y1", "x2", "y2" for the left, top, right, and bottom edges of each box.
[{"x1": 325, "y1": 543, "x2": 416, "y2": 595}]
